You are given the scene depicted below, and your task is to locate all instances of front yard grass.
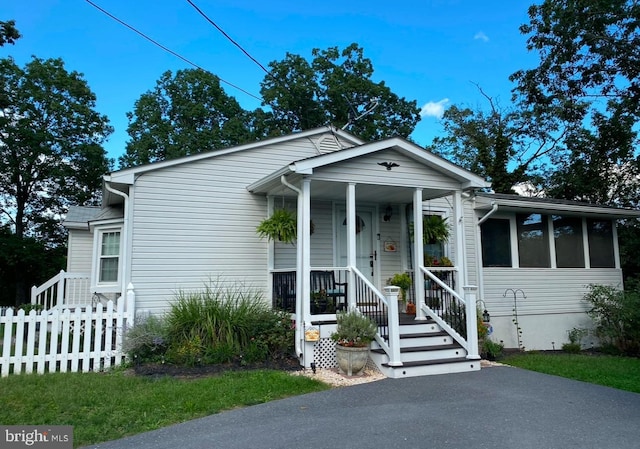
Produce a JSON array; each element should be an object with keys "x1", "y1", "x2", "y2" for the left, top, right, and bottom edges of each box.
[
  {"x1": 501, "y1": 352, "x2": 640, "y2": 393},
  {"x1": 0, "y1": 369, "x2": 330, "y2": 448}
]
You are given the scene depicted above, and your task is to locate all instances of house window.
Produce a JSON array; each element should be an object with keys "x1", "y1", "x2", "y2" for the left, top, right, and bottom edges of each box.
[
  {"x1": 99, "y1": 231, "x2": 120, "y2": 283},
  {"x1": 587, "y1": 219, "x2": 615, "y2": 268},
  {"x1": 480, "y1": 218, "x2": 512, "y2": 267},
  {"x1": 553, "y1": 215, "x2": 585, "y2": 268},
  {"x1": 517, "y1": 213, "x2": 550, "y2": 268}
]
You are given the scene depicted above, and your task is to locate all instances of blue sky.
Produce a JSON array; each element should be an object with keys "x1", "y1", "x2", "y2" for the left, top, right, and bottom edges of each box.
[{"x1": 2, "y1": 0, "x2": 538, "y2": 163}]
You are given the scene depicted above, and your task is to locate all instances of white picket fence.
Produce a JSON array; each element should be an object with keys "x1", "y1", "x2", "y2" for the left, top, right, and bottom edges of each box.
[{"x1": 0, "y1": 288, "x2": 135, "y2": 377}]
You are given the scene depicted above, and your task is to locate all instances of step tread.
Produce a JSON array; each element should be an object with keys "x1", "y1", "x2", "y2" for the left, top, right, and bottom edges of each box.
[
  {"x1": 382, "y1": 357, "x2": 470, "y2": 368},
  {"x1": 371, "y1": 343, "x2": 462, "y2": 355},
  {"x1": 380, "y1": 331, "x2": 449, "y2": 340}
]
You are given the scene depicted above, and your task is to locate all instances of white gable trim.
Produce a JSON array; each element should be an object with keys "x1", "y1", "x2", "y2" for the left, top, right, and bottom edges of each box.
[
  {"x1": 249, "y1": 137, "x2": 490, "y2": 191},
  {"x1": 107, "y1": 126, "x2": 363, "y2": 185}
]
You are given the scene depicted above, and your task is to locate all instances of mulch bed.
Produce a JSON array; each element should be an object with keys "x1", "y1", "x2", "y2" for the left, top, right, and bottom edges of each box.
[{"x1": 132, "y1": 356, "x2": 301, "y2": 379}]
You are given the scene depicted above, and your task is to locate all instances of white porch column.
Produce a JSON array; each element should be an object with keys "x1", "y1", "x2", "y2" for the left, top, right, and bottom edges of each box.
[
  {"x1": 464, "y1": 285, "x2": 480, "y2": 359},
  {"x1": 453, "y1": 191, "x2": 467, "y2": 291},
  {"x1": 300, "y1": 178, "x2": 312, "y2": 324},
  {"x1": 413, "y1": 188, "x2": 426, "y2": 320},
  {"x1": 346, "y1": 183, "x2": 357, "y2": 309}
]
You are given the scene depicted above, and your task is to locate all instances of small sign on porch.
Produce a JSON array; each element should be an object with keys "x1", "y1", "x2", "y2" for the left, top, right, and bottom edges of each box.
[
  {"x1": 384, "y1": 240, "x2": 398, "y2": 252},
  {"x1": 304, "y1": 326, "x2": 320, "y2": 342}
]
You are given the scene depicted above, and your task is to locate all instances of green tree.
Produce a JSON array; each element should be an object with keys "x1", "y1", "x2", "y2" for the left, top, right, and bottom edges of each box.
[
  {"x1": 0, "y1": 20, "x2": 20, "y2": 47},
  {"x1": 511, "y1": 0, "x2": 640, "y2": 121},
  {"x1": 428, "y1": 88, "x2": 565, "y2": 193},
  {"x1": 0, "y1": 226, "x2": 65, "y2": 307},
  {"x1": 120, "y1": 69, "x2": 257, "y2": 167},
  {"x1": 0, "y1": 56, "x2": 112, "y2": 303},
  {"x1": 261, "y1": 43, "x2": 421, "y2": 141}
]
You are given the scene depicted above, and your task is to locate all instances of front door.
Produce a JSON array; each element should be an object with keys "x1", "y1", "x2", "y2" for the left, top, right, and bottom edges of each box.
[{"x1": 337, "y1": 208, "x2": 376, "y2": 284}]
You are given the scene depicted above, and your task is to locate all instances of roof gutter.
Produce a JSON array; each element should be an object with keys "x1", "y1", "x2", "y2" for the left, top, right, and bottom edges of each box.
[
  {"x1": 104, "y1": 181, "x2": 130, "y2": 302},
  {"x1": 280, "y1": 176, "x2": 304, "y2": 360},
  {"x1": 475, "y1": 200, "x2": 498, "y2": 306}
]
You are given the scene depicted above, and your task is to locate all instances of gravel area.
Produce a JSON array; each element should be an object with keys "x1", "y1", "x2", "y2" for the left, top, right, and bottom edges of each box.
[{"x1": 292, "y1": 359, "x2": 506, "y2": 387}]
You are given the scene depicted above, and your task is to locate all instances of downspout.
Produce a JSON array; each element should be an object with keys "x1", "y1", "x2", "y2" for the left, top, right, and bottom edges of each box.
[
  {"x1": 475, "y1": 201, "x2": 498, "y2": 302},
  {"x1": 104, "y1": 180, "x2": 130, "y2": 302},
  {"x1": 280, "y1": 175, "x2": 304, "y2": 359}
]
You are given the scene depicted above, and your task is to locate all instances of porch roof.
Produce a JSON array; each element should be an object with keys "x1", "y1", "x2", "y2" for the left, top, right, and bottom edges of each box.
[
  {"x1": 474, "y1": 192, "x2": 640, "y2": 219},
  {"x1": 247, "y1": 137, "x2": 491, "y2": 202}
]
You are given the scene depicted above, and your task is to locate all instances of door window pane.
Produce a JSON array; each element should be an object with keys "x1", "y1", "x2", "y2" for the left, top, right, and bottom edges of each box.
[
  {"x1": 480, "y1": 219, "x2": 512, "y2": 267},
  {"x1": 553, "y1": 216, "x2": 585, "y2": 268},
  {"x1": 517, "y1": 214, "x2": 550, "y2": 268}
]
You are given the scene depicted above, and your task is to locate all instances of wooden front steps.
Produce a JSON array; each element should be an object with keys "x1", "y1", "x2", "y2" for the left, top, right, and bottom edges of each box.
[{"x1": 369, "y1": 315, "x2": 480, "y2": 378}]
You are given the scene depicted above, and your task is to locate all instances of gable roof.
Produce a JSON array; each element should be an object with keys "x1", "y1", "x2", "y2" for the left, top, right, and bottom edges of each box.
[
  {"x1": 106, "y1": 126, "x2": 364, "y2": 185},
  {"x1": 474, "y1": 192, "x2": 640, "y2": 218},
  {"x1": 248, "y1": 136, "x2": 491, "y2": 194}
]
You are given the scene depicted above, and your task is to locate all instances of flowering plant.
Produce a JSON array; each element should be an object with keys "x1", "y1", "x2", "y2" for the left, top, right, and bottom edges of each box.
[
  {"x1": 424, "y1": 255, "x2": 453, "y2": 267},
  {"x1": 331, "y1": 310, "x2": 377, "y2": 347}
]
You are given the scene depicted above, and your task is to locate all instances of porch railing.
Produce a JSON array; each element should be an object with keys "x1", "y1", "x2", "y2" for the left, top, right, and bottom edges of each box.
[
  {"x1": 352, "y1": 268, "x2": 402, "y2": 367},
  {"x1": 271, "y1": 268, "x2": 350, "y2": 315},
  {"x1": 31, "y1": 270, "x2": 91, "y2": 310},
  {"x1": 418, "y1": 266, "x2": 468, "y2": 349}
]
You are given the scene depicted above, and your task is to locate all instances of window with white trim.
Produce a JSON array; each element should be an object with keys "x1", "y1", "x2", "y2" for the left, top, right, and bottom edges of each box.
[{"x1": 98, "y1": 230, "x2": 120, "y2": 283}]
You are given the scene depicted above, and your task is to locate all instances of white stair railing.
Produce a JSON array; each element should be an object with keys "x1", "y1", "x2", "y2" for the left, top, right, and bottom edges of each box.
[{"x1": 31, "y1": 270, "x2": 91, "y2": 310}]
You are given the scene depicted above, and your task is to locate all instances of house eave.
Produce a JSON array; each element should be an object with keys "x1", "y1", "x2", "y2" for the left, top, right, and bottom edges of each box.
[{"x1": 474, "y1": 193, "x2": 640, "y2": 219}]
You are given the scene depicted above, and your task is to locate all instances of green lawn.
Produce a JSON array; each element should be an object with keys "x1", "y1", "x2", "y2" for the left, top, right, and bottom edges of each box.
[
  {"x1": 501, "y1": 352, "x2": 640, "y2": 393},
  {"x1": 0, "y1": 369, "x2": 330, "y2": 448}
]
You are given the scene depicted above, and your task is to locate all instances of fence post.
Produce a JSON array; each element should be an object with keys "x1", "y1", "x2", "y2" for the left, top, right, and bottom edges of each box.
[
  {"x1": 126, "y1": 283, "x2": 136, "y2": 327},
  {"x1": 56, "y1": 270, "x2": 66, "y2": 309},
  {"x1": 464, "y1": 285, "x2": 480, "y2": 360},
  {"x1": 384, "y1": 286, "x2": 403, "y2": 367}
]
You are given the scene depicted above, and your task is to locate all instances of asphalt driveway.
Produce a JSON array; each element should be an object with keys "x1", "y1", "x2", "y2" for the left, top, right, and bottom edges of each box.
[{"x1": 85, "y1": 366, "x2": 640, "y2": 449}]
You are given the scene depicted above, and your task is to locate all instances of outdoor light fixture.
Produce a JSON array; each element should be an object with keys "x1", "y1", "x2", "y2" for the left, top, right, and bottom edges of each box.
[
  {"x1": 383, "y1": 205, "x2": 393, "y2": 222},
  {"x1": 477, "y1": 299, "x2": 490, "y2": 322}
]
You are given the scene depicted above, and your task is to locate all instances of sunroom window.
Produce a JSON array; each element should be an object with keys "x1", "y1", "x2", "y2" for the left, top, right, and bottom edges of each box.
[
  {"x1": 480, "y1": 218, "x2": 512, "y2": 267},
  {"x1": 587, "y1": 219, "x2": 615, "y2": 268},
  {"x1": 553, "y1": 215, "x2": 585, "y2": 268},
  {"x1": 99, "y1": 231, "x2": 120, "y2": 283},
  {"x1": 516, "y1": 213, "x2": 550, "y2": 268}
]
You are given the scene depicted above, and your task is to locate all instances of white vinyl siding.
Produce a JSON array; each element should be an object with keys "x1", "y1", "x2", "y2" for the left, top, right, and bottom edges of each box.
[
  {"x1": 482, "y1": 267, "x2": 622, "y2": 317},
  {"x1": 312, "y1": 149, "x2": 461, "y2": 191},
  {"x1": 66, "y1": 229, "x2": 94, "y2": 273},
  {"x1": 129, "y1": 138, "x2": 336, "y2": 313}
]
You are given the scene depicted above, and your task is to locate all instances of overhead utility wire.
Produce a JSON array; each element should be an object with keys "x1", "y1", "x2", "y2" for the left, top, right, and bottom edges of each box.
[
  {"x1": 185, "y1": 0, "x2": 270, "y2": 75},
  {"x1": 85, "y1": 0, "x2": 262, "y2": 102}
]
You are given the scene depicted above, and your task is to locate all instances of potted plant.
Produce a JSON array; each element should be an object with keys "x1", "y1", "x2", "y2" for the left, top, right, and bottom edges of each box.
[
  {"x1": 423, "y1": 215, "x2": 449, "y2": 244},
  {"x1": 388, "y1": 272, "x2": 412, "y2": 312},
  {"x1": 256, "y1": 209, "x2": 297, "y2": 243},
  {"x1": 256, "y1": 209, "x2": 315, "y2": 243},
  {"x1": 331, "y1": 310, "x2": 378, "y2": 376}
]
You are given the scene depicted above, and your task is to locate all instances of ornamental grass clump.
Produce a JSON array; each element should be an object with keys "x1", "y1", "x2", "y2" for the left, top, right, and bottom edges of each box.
[{"x1": 331, "y1": 310, "x2": 378, "y2": 347}]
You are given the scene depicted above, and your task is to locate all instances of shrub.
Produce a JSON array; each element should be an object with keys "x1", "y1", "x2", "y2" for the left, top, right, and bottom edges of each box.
[
  {"x1": 481, "y1": 339, "x2": 504, "y2": 360},
  {"x1": 122, "y1": 315, "x2": 170, "y2": 363},
  {"x1": 166, "y1": 279, "x2": 294, "y2": 365},
  {"x1": 584, "y1": 283, "x2": 640, "y2": 356},
  {"x1": 562, "y1": 327, "x2": 588, "y2": 353},
  {"x1": 331, "y1": 310, "x2": 378, "y2": 347}
]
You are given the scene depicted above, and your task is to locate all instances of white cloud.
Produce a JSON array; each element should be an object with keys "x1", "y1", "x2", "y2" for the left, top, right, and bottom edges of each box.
[
  {"x1": 474, "y1": 31, "x2": 489, "y2": 42},
  {"x1": 420, "y1": 98, "x2": 449, "y2": 118}
]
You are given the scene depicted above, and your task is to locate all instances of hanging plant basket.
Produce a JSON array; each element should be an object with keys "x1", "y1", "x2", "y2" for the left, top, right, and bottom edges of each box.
[
  {"x1": 256, "y1": 209, "x2": 297, "y2": 243},
  {"x1": 256, "y1": 209, "x2": 315, "y2": 244}
]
